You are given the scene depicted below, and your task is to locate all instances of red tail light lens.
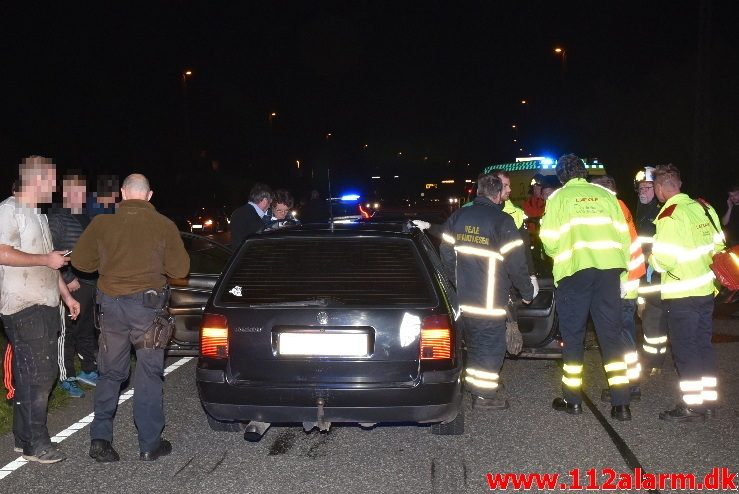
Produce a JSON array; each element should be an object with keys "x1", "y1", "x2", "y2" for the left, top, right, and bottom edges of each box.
[
  {"x1": 201, "y1": 313, "x2": 229, "y2": 359},
  {"x1": 420, "y1": 315, "x2": 452, "y2": 360}
]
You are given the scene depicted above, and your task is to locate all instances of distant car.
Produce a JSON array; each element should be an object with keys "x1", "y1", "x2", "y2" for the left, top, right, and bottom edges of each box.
[
  {"x1": 167, "y1": 232, "x2": 233, "y2": 355},
  {"x1": 196, "y1": 223, "x2": 465, "y2": 439},
  {"x1": 187, "y1": 207, "x2": 229, "y2": 233}
]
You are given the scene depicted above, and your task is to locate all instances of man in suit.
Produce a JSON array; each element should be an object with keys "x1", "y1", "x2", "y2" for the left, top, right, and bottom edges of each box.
[{"x1": 230, "y1": 183, "x2": 273, "y2": 246}]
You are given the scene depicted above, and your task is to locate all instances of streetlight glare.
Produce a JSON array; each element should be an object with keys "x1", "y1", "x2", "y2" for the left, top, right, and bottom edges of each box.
[
  {"x1": 270, "y1": 112, "x2": 277, "y2": 117},
  {"x1": 521, "y1": 99, "x2": 527, "y2": 104},
  {"x1": 554, "y1": 47, "x2": 563, "y2": 54},
  {"x1": 184, "y1": 70, "x2": 192, "y2": 76}
]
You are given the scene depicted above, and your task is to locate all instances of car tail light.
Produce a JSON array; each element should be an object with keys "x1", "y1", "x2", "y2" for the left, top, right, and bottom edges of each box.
[
  {"x1": 420, "y1": 315, "x2": 452, "y2": 360},
  {"x1": 201, "y1": 313, "x2": 229, "y2": 359}
]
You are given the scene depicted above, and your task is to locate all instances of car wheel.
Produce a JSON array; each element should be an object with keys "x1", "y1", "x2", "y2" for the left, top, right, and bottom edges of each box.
[
  {"x1": 206, "y1": 413, "x2": 242, "y2": 432},
  {"x1": 430, "y1": 406, "x2": 464, "y2": 435}
]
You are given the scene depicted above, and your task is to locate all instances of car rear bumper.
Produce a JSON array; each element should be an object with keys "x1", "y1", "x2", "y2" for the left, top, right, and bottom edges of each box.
[{"x1": 197, "y1": 366, "x2": 462, "y2": 424}]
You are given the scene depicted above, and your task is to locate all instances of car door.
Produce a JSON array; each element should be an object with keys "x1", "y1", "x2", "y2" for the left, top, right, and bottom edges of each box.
[{"x1": 167, "y1": 232, "x2": 233, "y2": 355}]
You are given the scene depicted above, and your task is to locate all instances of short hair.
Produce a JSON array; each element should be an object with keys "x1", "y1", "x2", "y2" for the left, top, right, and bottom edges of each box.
[
  {"x1": 556, "y1": 154, "x2": 587, "y2": 184},
  {"x1": 249, "y1": 183, "x2": 273, "y2": 204},
  {"x1": 63, "y1": 170, "x2": 87, "y2": 186},
  {"x1": 18, "y1": 155, "x2": 55, "y2": 187},
  {"x1": 476, "y1": 174, "x2": 503, "y2": 200},
  {"x1": 654, "y1": 164, "x2": 682, "y2": 190},
  {"x1": 493, "y1": 170, "x2": 510, "y2": 180},
  {"x1": 96, "y1": 174, "x2": 120, "y2": 196},
  {"x1": 121, "y1": 173, "x2": 150, "y2": 193},
  {"x1": 272, "y1": 189, "x2": 294, "y2": 209},
  {"x1": 728, "y1": 184, "x2": 739, "y2": 193},
  {"x1": 590, "y1": 174, "x2": 617, "y2": 193}
]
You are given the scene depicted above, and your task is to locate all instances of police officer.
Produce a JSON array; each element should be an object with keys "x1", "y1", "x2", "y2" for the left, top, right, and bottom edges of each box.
[
  {"x1": 650, "y1": 164, "x2": 724, "y2": 422},
  {"x1": 540, "y1": 154, "x2": 633, "y2": 421},
  {"x1": 72, "y1": 174, "x2": 190, "y2": 461},
  {"x1": 440, "y1": 173, "x2": 534, "y2": 409},
  {"x1": 633, "y1": 167, "x2": 669, "y2": 372}
]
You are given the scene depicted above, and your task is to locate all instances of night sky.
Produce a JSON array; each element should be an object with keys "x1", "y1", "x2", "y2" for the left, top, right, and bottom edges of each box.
[{"x1": 1, "y1": 1, "x2": 737, "y2": 210}]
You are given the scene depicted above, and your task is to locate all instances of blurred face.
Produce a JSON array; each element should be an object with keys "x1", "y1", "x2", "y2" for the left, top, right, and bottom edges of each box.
[
  {"x1": 63, "y1": 179, "x2": 87, "y2": 212},
  {"x1": 729, "y1": 191, "x2": 739, "y2": 205},
  {"x1": 498, "y1": 175, "x2": 511, "y2": 201},
  {"x1": 541, "y1": 186, "x2": 555, "y2": 201},
  {"x1": 532, "y1": 184, "x2": 542, "y2": 199},
  {"x1": 273, "y1": 202, "x2": 290, "y2": 220},
  {"x1": 638, "y1": 182, "x2": 655, "y2": 204},
  {"x1": 32, "y1": 165, "x2": 57, "y2": 204},
  {"x1": 654, "y1": 182, "x2": 667, "y2": 203}
]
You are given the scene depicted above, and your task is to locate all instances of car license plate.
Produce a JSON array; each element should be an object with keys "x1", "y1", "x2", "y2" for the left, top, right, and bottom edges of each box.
[
  {"x1": 279, "y1": 332, "x2": 368, "y2": 357},
  {"x1": 191, "y1": 224, "x2": 203, "y2": 229}
]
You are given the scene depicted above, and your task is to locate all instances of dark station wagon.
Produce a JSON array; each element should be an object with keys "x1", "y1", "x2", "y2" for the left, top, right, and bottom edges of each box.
[{"x1": 195, "y1": 223, "x2": 466, "y2": 438}]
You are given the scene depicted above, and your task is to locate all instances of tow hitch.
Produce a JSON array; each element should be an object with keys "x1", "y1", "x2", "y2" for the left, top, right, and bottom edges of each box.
[{"x1": 302, "y1": 397, "x2": 332, "y2": 432}]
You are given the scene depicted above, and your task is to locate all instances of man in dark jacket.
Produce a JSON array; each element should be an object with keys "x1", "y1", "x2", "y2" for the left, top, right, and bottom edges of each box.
[
  {"x1": 440, "y1": 174, "x2": 534, "y2": 409},
  {"x1": 230, "y1": 183, "x2": 273, "y2": 246},
  {"x1": 48, "y1": 172, "x2": 99, "y2": 398}
]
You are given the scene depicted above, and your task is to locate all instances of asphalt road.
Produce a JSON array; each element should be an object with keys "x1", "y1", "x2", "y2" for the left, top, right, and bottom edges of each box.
[{"x1": 1, "y1": 319, "x2": 737, "y2": 494}]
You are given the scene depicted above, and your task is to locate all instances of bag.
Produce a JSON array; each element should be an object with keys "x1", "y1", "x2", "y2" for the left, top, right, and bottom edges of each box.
[{"x1": 696, "y1": 199, "x2": 739, "y2": 290}]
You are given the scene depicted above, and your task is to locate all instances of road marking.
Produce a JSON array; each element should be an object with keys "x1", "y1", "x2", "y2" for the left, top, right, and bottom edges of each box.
[{"x1": 0, "y1": 356, "x2": 194, "y2": 481}]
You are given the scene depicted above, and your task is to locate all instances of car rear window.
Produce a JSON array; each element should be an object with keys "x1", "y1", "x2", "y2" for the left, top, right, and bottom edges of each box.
[{"x1": 219, "y1": 237, "x2": 437, "y2": 307}]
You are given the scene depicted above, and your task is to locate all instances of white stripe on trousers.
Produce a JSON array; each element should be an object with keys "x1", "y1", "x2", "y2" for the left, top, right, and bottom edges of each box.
[{"x1": 57, "y1": 302, "x2": 68, "y2": 381}]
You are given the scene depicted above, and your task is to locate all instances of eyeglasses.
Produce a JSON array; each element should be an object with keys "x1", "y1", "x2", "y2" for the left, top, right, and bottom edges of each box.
[
  {"x1": 274, "y1": 208, "x2": 290, "y2": 214},
  {"x1": 638, "y1": 186, "x2": 653, "y2": 192}
]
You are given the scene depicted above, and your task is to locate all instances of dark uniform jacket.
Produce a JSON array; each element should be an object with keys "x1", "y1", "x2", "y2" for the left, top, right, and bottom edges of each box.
[
  {"x1": 71, "y1": 200, "x2": 190, "y2": 296},
  {"x1": 440, "y1": 197, "x2": 534, "y2": 318},
  {"x1": 230, "y1": 203, "x2": 265, "y2": 246}
]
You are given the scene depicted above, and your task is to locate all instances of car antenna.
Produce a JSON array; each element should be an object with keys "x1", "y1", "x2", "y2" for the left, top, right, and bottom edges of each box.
[{"x1": 327, "y1": 168, "x2": 334, "y2": 232}]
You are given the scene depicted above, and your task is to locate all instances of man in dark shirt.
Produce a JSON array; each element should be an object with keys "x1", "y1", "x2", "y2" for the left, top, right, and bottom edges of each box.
[
  {"x1": 721, "y1": 185, "x2": 739, "y2": 247},
  {"x1": 72, "y1": 173, "x2": 190, "y2": 463},
  {"x1": 230, "y1": 183, "x2": 273, "y2": 246}
]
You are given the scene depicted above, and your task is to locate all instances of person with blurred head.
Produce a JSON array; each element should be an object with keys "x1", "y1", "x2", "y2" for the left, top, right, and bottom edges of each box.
[
  {"x1": 650, "y1": 164, "x2": 725, "y2": 422},
  {"x1": 88, "y1": 174, "x2": 120, "y2": 218},
  {"x1": 590, "y1": 174, "x2": 646, "y2": 402},
  {"x1": 721, "y1": 184, "x2": 739, "y2": 247},
  {"x1": 72, "y1": 173, "x2": 190, "y2": 462},
  {"x1": 265, "y1": 189, "x2": 300, "y2": 230},
  {"x1": 230, "y1": 183, "x2": 273, "y2": 246},
  {"x1": 48, "y1": 171, "x2": 99, "y2": 398},
  {"x1": 0, "y1": 156, "x2": 80, "y2": 464},
  {"x1": 540, "y1": 176, "x2": 561, "y2": 202},
  {"x1": 540, "y1": 154, "x2": 633, "y2": 421}
]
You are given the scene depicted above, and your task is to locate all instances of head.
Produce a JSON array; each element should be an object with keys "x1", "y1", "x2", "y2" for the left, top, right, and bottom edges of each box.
[
  {"x1": 120, "y1": 173, "x2": 153, "y2": 201},
  {"x1": 541, "y1": 185, "x2": 557, "y2": 201},
  {"x1": 635, "y1": 166, "x2": 656, "y2": 204},
  {"x1": 555, "y1": 154, "x2": 587, "y2": 184},
  {"x1": 590, "y1": 174, "x2": 617, "y2": 194},
  {"x1": 476, "y1": 174, "x2": 503, "y2": 204},
  {"x1": 494, "y1": 171, "x2": 511, "y2": 201},
  {"x1": 62, "y1": 171, "x2": 87, "y2": 213},
  {"x1": 271, "y1": 189, "x2": 294, "y2": 220},
  {"x1": 17, "y1": 155, "x2": 57, "y2": 206},
  {"x1": 653, "y1": 164, "x2": 682, "y2": 203},
  {"x1": 728, "y1": 185, "x2": 739, "y2": 206},
  {"x1": 95, "y1": 174, "x2": 120, "y2": 206},
  {"x1": 249, "y1": 183, "x2": 273, "y2": 213},
  {"x1": 530, "y1": 174, "x2": 544, "y2": 199}
]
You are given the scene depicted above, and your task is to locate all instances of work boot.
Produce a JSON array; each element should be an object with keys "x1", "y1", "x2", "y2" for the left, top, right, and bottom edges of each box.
[
  {"x1": 473, "y1": 395, "x2": 509, "y2": 410},
  {"x1": 89, "y1": 439, "x2": 120, "y2": 463},
  {"x1": 23, "y1": 445, "x2": 66, "y2": 464},
  {"x1": 658, "y1": 403, "x2": 705, "y2": 423},
  {"x1": 140, "y1": 438, "x2": 172, "y2": 461},
  {"x1": 611, "y1": 405, "x2": 632, "y2": 421},
  {"x1": 59, "y1": 378, "x2": 85, "y2": 398},
  {"x1": 552, "y1": 397, "x2": 582, "y2": 415}
]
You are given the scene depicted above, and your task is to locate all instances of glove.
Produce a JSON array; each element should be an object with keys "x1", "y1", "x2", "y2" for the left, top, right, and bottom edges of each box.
[
  {"x1": 505, "y1": 319, "x2": 523, "y2": 355},
  {"x1": 620, "y1": 281, "x2": 627, "y2": 299},
  {"x1": 411, "y1": 220, "x2": 431, "y2": 230},
  {"x1": 530, "y1": 275, "x2": 539, "y2": 300}
]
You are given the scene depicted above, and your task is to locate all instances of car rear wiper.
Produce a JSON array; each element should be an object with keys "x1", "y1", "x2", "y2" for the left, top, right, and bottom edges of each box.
[{"x1": 248, "y1": 297, "x2": 344, "y2": 308}]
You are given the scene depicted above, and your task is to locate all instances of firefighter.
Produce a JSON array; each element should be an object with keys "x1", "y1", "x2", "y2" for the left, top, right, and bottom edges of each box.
[
  {"x1": 440, "y1": 173, "x2": 534, "y2": 409},
  {"x1": 540, "y1": 154, "x2": 633, "y2": 421},
  {"x1": 650, "y1": 164, "x2": 725, "y2": 422},
  {"x1": 633, "y1": 166, "x2": 669, "y2": 373}
]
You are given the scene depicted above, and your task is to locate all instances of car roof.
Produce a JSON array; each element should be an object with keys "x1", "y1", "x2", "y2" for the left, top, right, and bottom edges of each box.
[{"x1": 255, "y1": 221, "x2": 415, "y2": 238}]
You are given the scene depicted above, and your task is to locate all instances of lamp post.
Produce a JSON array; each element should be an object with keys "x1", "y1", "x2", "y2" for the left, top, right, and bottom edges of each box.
[{"x1": 182, "y1": 70, "x2": 193, "y2": 160}]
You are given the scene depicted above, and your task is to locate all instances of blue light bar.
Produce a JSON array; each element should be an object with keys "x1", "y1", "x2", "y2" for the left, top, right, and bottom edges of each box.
[{"x1": 340, "y1": 194, "x2": 360, "y2": 201}]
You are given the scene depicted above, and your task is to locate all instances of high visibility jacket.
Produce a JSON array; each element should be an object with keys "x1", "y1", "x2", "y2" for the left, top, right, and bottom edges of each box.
[
  {"x1": 503, "y1": 200, "x2": 526, "y2": 229},
  {"x1": 440, "y1": 197, "x2": 534, "y2": 317},
  {"x1": 540, "y1": 178, "x2": 630, "y2": 285},
  {"x1": 618, "y1": 199, "x2": 646, "y2": 299},
  {"x1": 650, "y1": 193, "x2": 725, "y2": 299}
]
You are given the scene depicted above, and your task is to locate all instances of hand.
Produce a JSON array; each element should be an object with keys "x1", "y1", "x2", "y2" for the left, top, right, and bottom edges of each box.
[
  {"x1": 67, "y1": 279, "x2": 81, "y2": 292},
  {"x1": 729, "y1": 197, "x2": 734, "y2": 209},
  {"x1": 530, "y1": 275, "x2": 539, "y2": 300},
  {"x1": 63, "y1": 295, "x2": 80, "y2": 320},
  {"x1": 411, "y1": 220, "x2": 431, "y2": 230},
  {"x1": 505, "y1": 320, "x2": 523, "y2": 355},
  {"x1": 45, "y1": 251, "x2": 70, "y2": 270}
]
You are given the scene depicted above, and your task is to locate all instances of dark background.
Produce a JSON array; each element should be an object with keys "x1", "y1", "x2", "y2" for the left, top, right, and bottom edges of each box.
[{"x1": 1, "y1": 1, "x2": 737, "y2": 212}]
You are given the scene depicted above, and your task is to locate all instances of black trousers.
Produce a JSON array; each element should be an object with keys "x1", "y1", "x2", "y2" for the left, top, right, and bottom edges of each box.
[
  {"x1": 59, "y1": 281, "x2": 97, "y2": 379},
  {"x1": 462, "y1": 316, "x2": 506, "y2": 399},
  {"x1": 90, "y1": 290, "x2": 165, "y2": 453},
  {"x1": 1, "y1": 305, "x2": 60, "y2": 455},
  {"x1": 555, "y1": 268, "x2": 630, "y2": 406}
]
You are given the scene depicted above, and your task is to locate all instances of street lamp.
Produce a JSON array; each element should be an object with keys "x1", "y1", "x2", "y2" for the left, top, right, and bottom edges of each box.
[
  {"x1": 520, "y1": 99, "x2": 527, "y2": 105},
  {"x1": 554, "y1": 47, "x2": 567, "y2": 73}
]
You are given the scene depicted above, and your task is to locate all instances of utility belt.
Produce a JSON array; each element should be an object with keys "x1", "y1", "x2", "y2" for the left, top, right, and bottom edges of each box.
[{"x1": 94, "y1": 286, "x2": 175, "y2": 350}]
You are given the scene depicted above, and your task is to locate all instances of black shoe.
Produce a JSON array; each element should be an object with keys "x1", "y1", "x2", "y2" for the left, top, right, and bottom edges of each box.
[
  {"x1": 611, "y1": 405, "x2": 632, "y2": 421},
  {"x1": 23, "y1": 446, "x2": 66, "y2": 464},
  {"x1": 140, "y1": 438, "x2": 172, "y2": 461},
  {"x1": 552, "y1": 397, "x2": 582, "y2": 415},
  {"x1": 659, "y1": 404, "x2": 705, "y2": 423},
  {"x1": 89, "y1": 439, "x2": 120, "y2": 463}
]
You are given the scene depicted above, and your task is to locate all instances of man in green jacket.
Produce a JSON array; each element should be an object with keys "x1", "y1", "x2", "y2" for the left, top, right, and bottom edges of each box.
[
  {"x1": 540, "y1": 154, "x2": 633, "y2": 421},
  {"x1": 651, "y1": 164, "x2": 725, "y2": 422}
]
